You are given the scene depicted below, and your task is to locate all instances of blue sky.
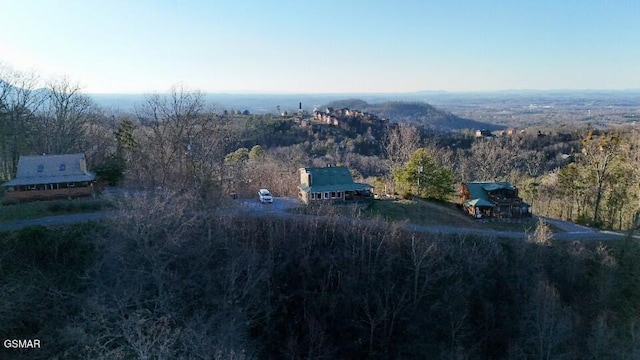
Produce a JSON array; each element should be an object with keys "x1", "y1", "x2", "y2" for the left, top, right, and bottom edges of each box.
[{"x1": 1, "y1": 0, "x2": 638, "y2": 93}]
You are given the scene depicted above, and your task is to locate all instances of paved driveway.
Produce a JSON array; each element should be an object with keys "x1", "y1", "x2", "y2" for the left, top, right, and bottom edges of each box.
[{"x1": 240, "y1": 197, "x2": 302, "y2": 214}]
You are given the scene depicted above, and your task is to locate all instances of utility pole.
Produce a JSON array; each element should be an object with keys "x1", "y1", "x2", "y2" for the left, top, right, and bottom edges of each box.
[{"x1": 417, "y1": 166, "x2": 423, "y2": 195}]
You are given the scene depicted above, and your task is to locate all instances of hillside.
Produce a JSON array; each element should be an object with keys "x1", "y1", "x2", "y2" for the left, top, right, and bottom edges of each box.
[
  {"x1": 2, "y1": 200, "x2": 639, "y2": 359},
  {"x1": 324, "y1": 99, "x2": 502, "y2": 131}
]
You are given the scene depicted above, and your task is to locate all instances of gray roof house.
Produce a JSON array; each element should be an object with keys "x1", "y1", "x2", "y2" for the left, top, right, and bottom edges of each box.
[{"x1": 2, "y1": 153, "x2": 96, "y2": 201}]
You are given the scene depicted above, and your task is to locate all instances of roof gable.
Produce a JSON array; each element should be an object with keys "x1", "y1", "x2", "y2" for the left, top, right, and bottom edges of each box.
[
  {"x1": 464, "y1": 198, "x2": 494, "y2": 207},
  {"x1": 304, "y1": 166, "x2": 356, "y2": 186},
  {"x1": 465, "y1": 182, "x2": 516, "y2": 201},
  {"x1": 2, "y1": 153, "x2": 95, "y2": 187},
  {"x1": 299, "y1": 166, "x2": 371, "y2": 193},
  {"x1": 16, "y1": 153, "x2": 88, "y2": 178},
  {"x1": 481, "y1": 182, "x2": 515, "y2": 192}
]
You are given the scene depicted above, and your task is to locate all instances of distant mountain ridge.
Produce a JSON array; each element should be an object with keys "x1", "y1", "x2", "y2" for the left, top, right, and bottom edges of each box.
[{"x1": 323, "y1": 99, "x2": 502, "y2": 131}]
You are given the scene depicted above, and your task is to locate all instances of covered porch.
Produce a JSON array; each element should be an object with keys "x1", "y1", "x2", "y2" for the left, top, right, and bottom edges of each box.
[{"x1": 298, "y1": 185, "x2": 373, "y2": 204}]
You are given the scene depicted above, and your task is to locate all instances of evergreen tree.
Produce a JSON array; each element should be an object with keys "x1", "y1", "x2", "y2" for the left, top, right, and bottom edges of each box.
[{"x1": 393, "y1": 148, "x2": 454, "y2": 200}]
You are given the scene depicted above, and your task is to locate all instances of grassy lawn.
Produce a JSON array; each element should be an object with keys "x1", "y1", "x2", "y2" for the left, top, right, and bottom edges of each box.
[
  {"x1": 366, "y1": 199, "x2": 480, "y2": 227},
  {"x1": 291, "y1": 199, "x2": 481, "y2": 227},
  {"x1": 370, "y1": 199, "x2": 565, "y2": 233},
  {"x1": 0, "y1": 198, "x2": 113, "y2": 222},
  {"x1": 292, "y1": 198, "x2": 564, "y2": 234}
]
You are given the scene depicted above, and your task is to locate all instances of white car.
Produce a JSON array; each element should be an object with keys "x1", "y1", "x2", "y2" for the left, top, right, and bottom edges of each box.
[{"x1": 258, "y1": 188, "x2": 273, "y2": 204}]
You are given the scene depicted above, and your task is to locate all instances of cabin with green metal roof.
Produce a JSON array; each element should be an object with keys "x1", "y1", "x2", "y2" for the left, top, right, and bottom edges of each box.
[
  {"x1": 460, "y1": 181, "x2": 531, "y2": 218},
  {"x1": 298, "y1": 166, "x2": 372, "y2": 204}
]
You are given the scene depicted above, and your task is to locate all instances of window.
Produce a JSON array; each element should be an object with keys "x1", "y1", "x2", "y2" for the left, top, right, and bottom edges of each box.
[
  {"x1": 37, "y1": 164, "x2": 44, "y2": 173},
  {"x1": 59, "y1": 164, "x2": 66, "y2": 171},
  {"x1": 324, "y1": 192, "x2": 329, "y2": 199},
  {"x1": 331, "y1": 191, "x2": 336, "y2": 198},
  {"x1": 310, "y1": 193, "x2": 315, "y2": 200}
]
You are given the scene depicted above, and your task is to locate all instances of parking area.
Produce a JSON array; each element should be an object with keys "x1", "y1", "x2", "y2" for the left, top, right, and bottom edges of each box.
[{"x1": 241, "y1": 197, "x2": 302, "y2": 214}]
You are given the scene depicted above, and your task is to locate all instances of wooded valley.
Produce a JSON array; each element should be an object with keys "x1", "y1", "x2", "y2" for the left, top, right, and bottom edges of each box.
[{"x1": 2, "y1": 64, "x2": 640, "y2": 358}]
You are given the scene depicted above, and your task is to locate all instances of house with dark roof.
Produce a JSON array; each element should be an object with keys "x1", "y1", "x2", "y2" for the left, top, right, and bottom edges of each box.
[
  {"x1": 1, "y1": 153, "x2": 96, "y2": 202},
  {"x1": 298, "y1": 166, "x2": 372, "y2": 204},
  {"x1": 460, "y1": 181, "x2": 531, "y2": 218}
]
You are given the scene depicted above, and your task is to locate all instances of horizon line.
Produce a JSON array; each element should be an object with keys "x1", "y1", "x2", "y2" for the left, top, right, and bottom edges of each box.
[{"x1": 87, "y1": 88, "x2": 640, "y2": 96}]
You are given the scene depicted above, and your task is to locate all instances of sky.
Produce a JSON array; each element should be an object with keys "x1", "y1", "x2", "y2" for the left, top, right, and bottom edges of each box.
[{"x1": 1, "y1": 0, "x2": 639, "y2": 94}]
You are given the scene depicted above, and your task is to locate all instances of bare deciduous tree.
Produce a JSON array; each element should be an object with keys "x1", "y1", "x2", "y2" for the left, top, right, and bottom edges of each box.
[
  {"x1": 0, "y1": 65, "x2": 43, "y2": 178},
  {"x1": 135, "y1": 85, "x2": 205, "y2": 188},
  {"x1": 382, "y1": 124, "x2": 421, "y2": 170},
  {"x1": 580, "y1": 133, "x2": 623, "y2": 224},
  {"x1": 33, "y1": 77, "x2": 93, "y2": 154},
  {"x1": 520, "y1": 278, "x2": 573, "y2": 360},
  {"x1": 461, "y1": 137, "x2": 520, "y2": 181},
  {"x1": 528, "y1": 219, "x2": 553, "y2": 246}
]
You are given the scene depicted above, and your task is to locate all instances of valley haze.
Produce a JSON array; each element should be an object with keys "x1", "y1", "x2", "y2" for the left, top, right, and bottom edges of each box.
[{"x1": 91, "y1": 89, "x2": 640, "y2": 114}]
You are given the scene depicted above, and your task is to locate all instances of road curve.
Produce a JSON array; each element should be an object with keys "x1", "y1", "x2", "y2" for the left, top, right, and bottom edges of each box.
[
  {"x1": 240, "y1": 198, "x2": 629, "y2": 241},
  {"x1": 0, "y1": 198, "x2": 632, "y2": 242}
]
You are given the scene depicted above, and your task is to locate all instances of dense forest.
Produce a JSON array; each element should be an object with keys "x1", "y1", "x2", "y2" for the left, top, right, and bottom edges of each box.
[
  {"x1": 2, "y1": 197, "x2": 640, "y2": 359},
  {"x1": 2, "y1": 64, "x2": 640, "y2": 358}
]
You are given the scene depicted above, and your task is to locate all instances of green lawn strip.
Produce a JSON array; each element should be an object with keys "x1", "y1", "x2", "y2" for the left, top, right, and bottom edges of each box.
[
  {"x1": 0, "y1": 198, "x2": 113, "y2": 222},
  {"x1": 366, "y1": 199, "x2": 480, "y2": 227},
  {"x1": 289, "y1": 198, "x2": 568, "y2": 234}
]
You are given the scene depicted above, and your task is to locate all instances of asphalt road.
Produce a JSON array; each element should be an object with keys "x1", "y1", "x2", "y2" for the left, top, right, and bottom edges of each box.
[
  {"x1": 240, "y1": 198, "x2": 631, "y2": 241},
  {"x1": 0, "y1": 212, "x2": 112, "y2": 232},
  {"x1": 0, "y1": 197, "x2": 633, "y2": 242},
  {"x1": 240, "y1": 197, "x2": 301, "y2": 213}
]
